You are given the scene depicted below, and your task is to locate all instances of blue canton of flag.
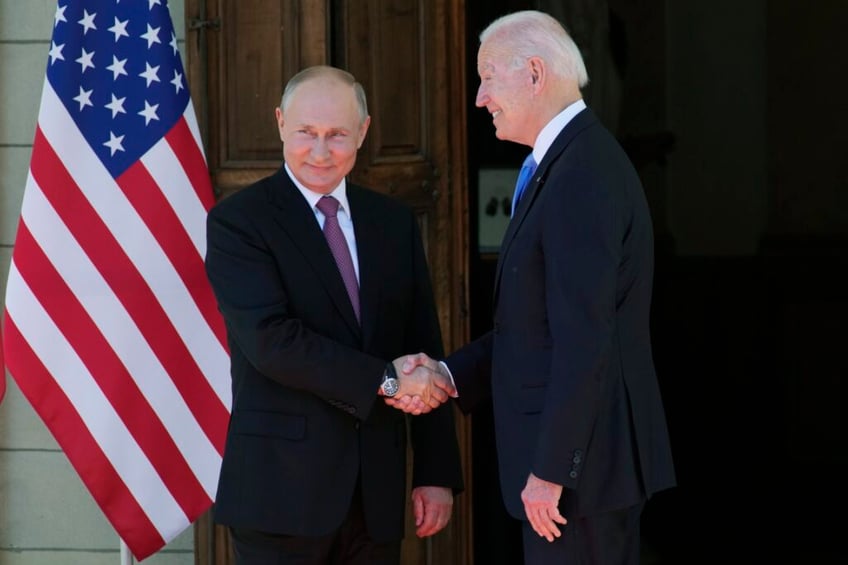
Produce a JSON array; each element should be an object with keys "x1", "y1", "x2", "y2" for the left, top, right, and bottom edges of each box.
[{"x1": 49, "y1": 0, "x2": 190, "y2": 177}]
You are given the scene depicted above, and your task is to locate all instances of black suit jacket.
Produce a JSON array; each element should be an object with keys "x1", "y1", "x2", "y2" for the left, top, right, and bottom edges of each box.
[
  {"x1": 448, "y1": 108, "x2": 675, "y2": 519},
  {"x1": 205, "y1": 167, "x2": 463, "y2": 542}
]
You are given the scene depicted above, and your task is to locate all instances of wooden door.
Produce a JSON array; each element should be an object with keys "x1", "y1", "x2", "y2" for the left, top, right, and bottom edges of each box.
[{"x1": 183, "y1": 1, "x2": 471, "y2": 563}]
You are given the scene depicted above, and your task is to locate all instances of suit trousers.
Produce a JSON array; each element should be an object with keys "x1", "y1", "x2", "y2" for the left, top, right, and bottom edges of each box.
[
  {"x1": 521, "y1": 503, "x2": 644, "y2": 565},
  {"x1": 229, "y1": 481, "x2": 401, "y2": 565}
]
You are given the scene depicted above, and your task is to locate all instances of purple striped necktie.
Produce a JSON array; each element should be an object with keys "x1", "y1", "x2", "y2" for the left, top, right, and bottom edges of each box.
[{"x1": 316, "y1": 196, "x2": 360, "y2": 322}]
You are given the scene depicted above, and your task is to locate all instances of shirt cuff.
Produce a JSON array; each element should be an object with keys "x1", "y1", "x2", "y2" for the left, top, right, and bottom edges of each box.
[{"x1": 439, "y1": 361, "x2": 459, "y2": 398}]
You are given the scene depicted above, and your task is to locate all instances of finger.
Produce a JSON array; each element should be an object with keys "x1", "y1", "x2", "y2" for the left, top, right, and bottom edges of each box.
[
  {"x1": 415, "y1": 505, "x2": 439, "y2": 537},
  {"x1": 551, "y1": 507, "x2": 568, "y2": 526},
  {"x1": 407, "y1": 396, "x2": 424, "y2": 411},
  {"x1": 429, "y1": 386, "x2": 449, "y2": 404},
  {"x1": 401, "y1": 352, "x2": 429, "y2": 374},
  {"x1": 413, "y1": 493, "x2": 425, "y2": 526}
]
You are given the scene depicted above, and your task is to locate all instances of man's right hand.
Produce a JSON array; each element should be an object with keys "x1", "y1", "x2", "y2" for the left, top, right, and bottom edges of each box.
[{"x1": 384, "y1": 353, "x2": 455, "y2": 414}]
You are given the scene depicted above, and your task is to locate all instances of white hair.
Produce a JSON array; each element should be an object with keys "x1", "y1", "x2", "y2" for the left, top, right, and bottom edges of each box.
[{"x1": 480, "y1": 10, "x2": 589, "y2": 87}]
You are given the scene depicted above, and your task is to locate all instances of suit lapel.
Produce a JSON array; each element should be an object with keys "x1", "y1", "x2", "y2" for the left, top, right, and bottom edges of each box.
[
  {"x1": 269, "y1": 169, "x2": 362, "y2": 338},
  {"x1": 493, "y1": 108, "x2": 599, "y2": 303},
  {"x1": 348, "y1": 185, "x2": 382, "y2": 350}
]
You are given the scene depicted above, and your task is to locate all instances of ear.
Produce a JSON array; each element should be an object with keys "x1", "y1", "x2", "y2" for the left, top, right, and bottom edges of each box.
[
  {"x1": 528, "y1": 57, "x2": 546, "y2": 92},
  {"x1": 357, "y1": 115, "x2": 372, "y2": 149},
  {"x1": 275, "y1": 107, "x2": 285, "y2": 140}
]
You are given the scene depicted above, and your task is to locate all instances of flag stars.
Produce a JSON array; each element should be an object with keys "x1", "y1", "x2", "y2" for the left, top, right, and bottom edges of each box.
[
  {"x1": 171, "y1": 70, "x2": 184, "y2": 93},
  {"x1": 105, "y1": 94, "x2": 127, "y2": 118},
  {"x1": 139, "y1": 101, "x2": 160, "y2": 125},
  {"x1": 78, "y1": 9, "x2": 97, "y2": 35},
  {"x1": 104, "y1": 131, "x2": 126, "y2": 156},
  {"x1": 75, "y1": 48, "x2": 95, "y2": 74},
  {"x1": 48, "y1": 41, "x2": 65, "y2": 65},
  {"x1": 149, "y1": 0, "x2": 162, "y2": 9},
  {"x1": 54, "y1": 4, "x2": 67, "y2": 27},
  {"x1": 139, "y1": 63, "x2": 160, "y2": 87},
  {"x1": 108, "y1": 17, "x2": 130, "y2": 42},
  {"x1": 141, "y1": 24, "x2": 161, "y2": 49},
  {"x1": 73, "y1": 86, "x2": 94, "y2": 111},
  {"x1": 170, "y1": 32, "x2": 178, "y2": 56},
  {"x1": 107, "y1": 56, "x2": 128, "y2": 80}
]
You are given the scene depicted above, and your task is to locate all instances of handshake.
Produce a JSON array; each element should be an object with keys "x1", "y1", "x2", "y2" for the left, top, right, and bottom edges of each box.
[{"x1": 380, "y1": 353, "x2": 457, "y2": 415}]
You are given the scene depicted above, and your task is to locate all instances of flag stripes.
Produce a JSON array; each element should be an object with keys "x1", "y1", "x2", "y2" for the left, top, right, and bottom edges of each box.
[
  {"x1": 9, "y1": 221, "x2": 210, "y2": 514},
  {"x1": 3, "y1": 2, "x2": 231, "y2": 557}
]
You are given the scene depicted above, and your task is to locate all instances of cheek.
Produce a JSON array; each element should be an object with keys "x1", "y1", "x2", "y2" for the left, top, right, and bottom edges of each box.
[{"x1": 329, "y1": 141, "x2": 358, "y2": 159}]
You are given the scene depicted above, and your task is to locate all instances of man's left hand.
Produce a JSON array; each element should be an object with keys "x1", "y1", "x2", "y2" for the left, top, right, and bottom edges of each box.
[
  {"x1": 411, "y1": 486, "x2": 453, "y2": 537},
  {"x1": 521, "y1": 472, "x2": 567, "y2": 542}
]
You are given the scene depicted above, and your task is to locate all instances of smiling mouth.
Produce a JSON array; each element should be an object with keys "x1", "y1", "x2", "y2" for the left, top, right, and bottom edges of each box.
[{"x1": 491, "y1": 110, "x2": 501, "y2": 119}]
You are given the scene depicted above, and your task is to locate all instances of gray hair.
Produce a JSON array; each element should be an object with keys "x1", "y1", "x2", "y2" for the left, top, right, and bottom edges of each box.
[
  {"x1": 280, "y1": 65, "x2": 369, "y2": 124},
  {"x1": 480, "y1": 10, "x2": 589, "y2": 88}
]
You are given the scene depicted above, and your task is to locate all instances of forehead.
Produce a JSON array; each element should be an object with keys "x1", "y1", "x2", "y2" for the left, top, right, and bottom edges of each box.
[
  {"x1": 476, "y1": 40, "x2": 511, "y2": 75},
  {"x1": 286, "y1": 79, "x2": 360, "y2": 126}
]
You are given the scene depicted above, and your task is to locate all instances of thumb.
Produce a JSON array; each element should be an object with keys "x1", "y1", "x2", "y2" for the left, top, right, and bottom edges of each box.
[
  {"x1": 413, "y1": 492, "x2": 425, "y2": 526},
  {"x1": 402, "y1": 352, "x2": 426, "y2": 374}
]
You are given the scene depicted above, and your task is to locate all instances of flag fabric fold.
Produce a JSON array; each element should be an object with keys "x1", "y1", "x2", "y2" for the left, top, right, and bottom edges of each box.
[{"x1": 2, "y1": 0, "x2": 230, "y2": 560}]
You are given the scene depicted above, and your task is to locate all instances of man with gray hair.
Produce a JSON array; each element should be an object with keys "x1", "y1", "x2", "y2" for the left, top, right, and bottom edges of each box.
[
  {"x1": 206, "y1": 65, "x2": 462, "y2": 564},
  {"x1": 393, "y1": 11, "x2": 675, "y2": 564}
]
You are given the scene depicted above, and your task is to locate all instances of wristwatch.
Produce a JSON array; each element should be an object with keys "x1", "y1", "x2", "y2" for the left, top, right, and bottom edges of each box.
[{"x1": 380, "y1": 362, "x2": 399, "y2": 397}]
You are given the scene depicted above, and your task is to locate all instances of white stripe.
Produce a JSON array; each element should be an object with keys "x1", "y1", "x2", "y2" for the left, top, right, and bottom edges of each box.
[
  {"x1": 23, "y1": 152, "x2": 222, "y2": 496},
  {"x1": 141, "y1": 137, "x2": 207, "y2": 261},
  {"x1": 4, "y1": 262, "x2": 189, "y2": 538},
  {"x1": 37, "y1": 81, "x2": 231, "y2": 410},
  {"x1": 183, "y1": 104, "x2": 208, "y2": 165}
]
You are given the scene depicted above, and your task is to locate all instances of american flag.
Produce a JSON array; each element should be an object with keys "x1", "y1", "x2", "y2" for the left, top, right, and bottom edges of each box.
[{"x1": 2, "y1": 0, "x2": 230, "y2": 560}]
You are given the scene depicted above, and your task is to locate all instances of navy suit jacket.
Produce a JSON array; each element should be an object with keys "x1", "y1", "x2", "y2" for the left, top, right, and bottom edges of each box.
[
  {"x1": 205, "y1": 168, "x2": 463, "y2": 541},
  {"x1": 447, "y1": 107, "x2": 675, "y2": 519}
]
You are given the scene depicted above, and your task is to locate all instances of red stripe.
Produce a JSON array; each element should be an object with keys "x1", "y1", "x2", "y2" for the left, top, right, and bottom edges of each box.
[
  {"x1": 30, "y1": 127, "x2": 228, "y2": 453},
  {"x1": 12, "y1": 220, "x2": 212, "y2": 519},
  {"x1": 2, "y1": 316, "x2": 166, "y2": 561},
  {"x1": 166, "y1": 117, "x2": 216, "y2": 210},
  {"x1": 118, "y1": 159, "x2": 228, "y2": 350}
]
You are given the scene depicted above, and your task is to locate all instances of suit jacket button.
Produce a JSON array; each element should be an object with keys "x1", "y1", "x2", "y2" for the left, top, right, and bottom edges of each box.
[
  {"x1": 569, "y1": 470, "x2": 578, "y2": 479},
  {"x1": 572, "y1": 455, "x2": 581, "y2": 464}
]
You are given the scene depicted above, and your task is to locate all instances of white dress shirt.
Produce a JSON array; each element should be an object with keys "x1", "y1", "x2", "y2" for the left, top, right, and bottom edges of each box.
[{"x1": 285, "y1": 163, "x2": 360, "y2": 283}]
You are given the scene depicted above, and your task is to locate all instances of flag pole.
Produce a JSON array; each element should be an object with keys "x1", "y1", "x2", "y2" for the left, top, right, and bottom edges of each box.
[{"x1": 120, "y1": 539, "x2": 134, "y2": 565}]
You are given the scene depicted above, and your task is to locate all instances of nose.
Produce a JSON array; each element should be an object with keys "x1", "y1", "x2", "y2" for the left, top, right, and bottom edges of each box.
[
  {"x1": 475, "y1": 83, "x2": 488, "y2": 108},
  {"x1": 311, "y1": 137, "x2": 330, "y2": 159}
]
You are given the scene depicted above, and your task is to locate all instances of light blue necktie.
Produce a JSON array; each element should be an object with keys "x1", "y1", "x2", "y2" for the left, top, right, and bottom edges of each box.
[{"x1": 511, "y1": 153, "x2": 537, "y2": 217}]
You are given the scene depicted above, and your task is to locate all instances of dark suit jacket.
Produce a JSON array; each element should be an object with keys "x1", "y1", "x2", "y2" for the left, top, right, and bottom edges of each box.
[
  {"x1": 205, "y1": 167, "x2": 463, "y2": 542},
  {"x1": 447, "y1": 108, "x2": 675, "y2": 519}
]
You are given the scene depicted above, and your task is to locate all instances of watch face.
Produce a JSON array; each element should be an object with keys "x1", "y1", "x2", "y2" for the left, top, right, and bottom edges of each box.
[{"x1": 382, "y1": 378, "x2": 399, "y2": 397}]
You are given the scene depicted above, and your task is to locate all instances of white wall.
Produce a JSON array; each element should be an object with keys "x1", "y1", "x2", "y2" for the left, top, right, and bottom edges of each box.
[{"x1": 0, "y1": 1, "x2": 195, "y2": 563}]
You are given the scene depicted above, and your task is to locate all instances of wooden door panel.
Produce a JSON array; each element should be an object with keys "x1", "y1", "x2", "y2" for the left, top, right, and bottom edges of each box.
[{"x1": 202, "y1": 0, "x2": 329, "y2": 195}]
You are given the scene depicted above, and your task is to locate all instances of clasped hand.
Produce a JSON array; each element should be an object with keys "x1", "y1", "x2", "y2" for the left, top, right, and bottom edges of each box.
[{"x1": 384, "y1": 353, "x2": 455, "y2": 415}]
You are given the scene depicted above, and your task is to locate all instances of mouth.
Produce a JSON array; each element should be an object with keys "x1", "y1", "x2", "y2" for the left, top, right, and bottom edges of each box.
[{"x1": 491, "y1": 110, "x2": 501, "y2": 120}]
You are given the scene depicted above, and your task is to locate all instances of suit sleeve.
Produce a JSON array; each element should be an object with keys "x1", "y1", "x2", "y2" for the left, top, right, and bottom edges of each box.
[
  {"x1": 205, "y1": 199, "x2": 385, "y2": 419},
  {"x1": 405, "y1": 215, "x2": 464, "y2": 491},
  {"x1": 444, "y1": 331, "x2": 493, "y2": 414}
]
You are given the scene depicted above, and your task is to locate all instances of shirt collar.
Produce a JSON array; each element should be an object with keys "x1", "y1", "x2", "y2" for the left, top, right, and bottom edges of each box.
[
  {"x1": 531, "y1": 98, "x2": 587, "y2": 164},
  {"x1": 284, "y1": 163, "x2": 352, "y2": 219}
]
